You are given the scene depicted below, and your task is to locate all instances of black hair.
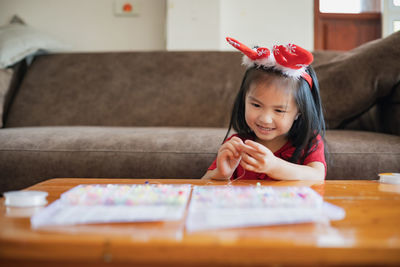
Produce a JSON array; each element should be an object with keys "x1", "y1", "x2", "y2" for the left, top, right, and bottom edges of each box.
[{"x1": 224, "y1": 65, "x2": 327, "y2": 165}]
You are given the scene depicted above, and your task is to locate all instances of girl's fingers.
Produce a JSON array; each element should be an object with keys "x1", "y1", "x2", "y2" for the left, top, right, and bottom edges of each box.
[
  {"x1": 244, "y1": 140, "x2": 268, "y2": 153},
  {"x1": 239, "y1": 159, "x2": 256, "y2": 172},
  {"x1": 219, "y1": 149, "x2": 240, "y2": 165},
  {"x1": 230, "y1": 136, "x2": 244, "y2": 145},
  {"x1": 238, "y1": 143, "x2": 265, "y2": 161},
  {"x1": 222, "y1": 138, "x2": 244, "y2": 157},
  {"x1": 218, "y1": 150, "x2": 233, "y2": 174},
  {"x1": 241, "y1": 152, "x2": 259, "y2": 167},
  {"x1": 226, "y1": 143, "x2": 240, "y2": 157}
]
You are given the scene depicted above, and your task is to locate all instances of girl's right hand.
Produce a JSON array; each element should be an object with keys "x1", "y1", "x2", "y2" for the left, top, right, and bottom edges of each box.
[{"x1": 216, "y1": 137, "x2": 244, "y2": 179}]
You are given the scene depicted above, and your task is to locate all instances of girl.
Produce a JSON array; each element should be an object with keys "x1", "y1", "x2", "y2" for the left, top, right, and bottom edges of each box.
[{"x1": 202, "y1": 37, "x2": 327, "y2": 181}]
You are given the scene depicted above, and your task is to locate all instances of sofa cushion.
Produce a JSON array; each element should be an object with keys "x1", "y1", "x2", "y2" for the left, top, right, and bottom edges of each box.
[
  {"x1": 0, "y1": 127, "x2": 227, "y2": 192},
  {"x1": 0, "y1": 61, "x2": 27, "y2": 128},
  {"x1": 341, "y1": 82, "x2": 400, "y2": 135},
  {"x1": 313, "y1": 31, "x2": 400, "y2": 130},
  {"x1": 1, "y1": 127, "x2": 399, "y2": 192},
  {"x1": 381, "y1": 82, "x2": 400, "y2": 135},
  {"x1": 325, "y1": 130, "x2": 400, "y2": 180},
  {"x1": 5, "y1": 52, "x2": 244, "y2": 128},
  {"x1": 0, "y1": 68, "x2": 13, "y2": 128}
]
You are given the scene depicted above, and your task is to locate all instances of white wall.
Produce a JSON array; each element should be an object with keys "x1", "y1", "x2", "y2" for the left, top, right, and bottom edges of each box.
[
  {"x1": 220, "y1": 0, "x2": 314, "y2": 51},
  {"x1": 0, "y1": 0, "x2": 314, "y2": 52},
  {"x1": 382, "y1": 0, "x2": 400, "y2": 37},
  {"x1": 166, "y1": 0, "x2": 314, "y2": 51},
  {"x1": 166, "y1": 0, "x2": 220, "y2": 50},
  {"x1": 0, "y1": 0, "x2": 166, "y2": 52}
]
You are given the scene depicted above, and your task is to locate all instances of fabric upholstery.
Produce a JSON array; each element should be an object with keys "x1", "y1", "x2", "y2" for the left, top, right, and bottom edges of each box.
[
  {"x1": 313, "y1": 31, "x2": 400, "y2": 131},
  {"x1": 5, "y1": 52, "x2": 243, "y2": 128},
  {"x1": 0, "y1": 61, "x2": 27, "y2": 128},
  {"x1": 341, "y1": 82, "x2": 400, "y2": 135},
  {"x1": 1, "y1": 34, "x2": 400, "y2": 192},
  {"x1": 0, "y1": 127, "x2": 226, "y2": 192},
  {"x1": 1, "y1": 126, "x2": 399, "y2": 192},
  {"x1": 0, "y1": 68, "x2": 13, "y2": 128},
  {"x1": 325, "y1": 130, "x2": 400, "y2": 180}
]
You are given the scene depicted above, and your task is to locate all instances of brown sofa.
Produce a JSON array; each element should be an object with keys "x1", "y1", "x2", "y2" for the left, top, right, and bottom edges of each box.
[{"x1": 1, "y1": 32, "x2": 399, "y2": 193}]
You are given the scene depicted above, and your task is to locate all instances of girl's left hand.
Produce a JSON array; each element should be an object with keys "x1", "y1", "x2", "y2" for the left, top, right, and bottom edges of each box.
[{"x1": 238, "y1": 140, "x2": 277, "y2": 174}]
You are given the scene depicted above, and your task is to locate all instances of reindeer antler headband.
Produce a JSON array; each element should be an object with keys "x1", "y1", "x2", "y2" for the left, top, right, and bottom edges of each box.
[{"x1": 226, "y1": 37, "x2": 313, "y2": 88}]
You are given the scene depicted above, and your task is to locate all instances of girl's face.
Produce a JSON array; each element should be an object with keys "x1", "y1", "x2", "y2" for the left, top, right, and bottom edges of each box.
[{"x1": 245, "y1": 79, "x2": 299, "y2": 148}]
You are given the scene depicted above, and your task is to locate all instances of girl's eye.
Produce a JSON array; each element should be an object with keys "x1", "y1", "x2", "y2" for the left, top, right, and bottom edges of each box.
[
  {"x1": 275, "y1": 109, "x2": 286, "y2": 113},
  {"x1": 251, "y1": 103, "x2": 261, "y2": 108}
]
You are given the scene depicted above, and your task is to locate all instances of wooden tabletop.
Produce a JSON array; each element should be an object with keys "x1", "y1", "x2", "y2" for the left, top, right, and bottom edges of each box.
[{"x1": 1, "y1": 178, "x2": 400, "y2": 267}]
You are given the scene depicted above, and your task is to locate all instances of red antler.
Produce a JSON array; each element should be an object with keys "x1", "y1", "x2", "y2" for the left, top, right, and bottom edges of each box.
[
  {"x1": 226, "y1": 37, "x2": 270, "y2": 60},
  {"x1": 273, "y1": 44, "x2": 313, "y2": 70}
]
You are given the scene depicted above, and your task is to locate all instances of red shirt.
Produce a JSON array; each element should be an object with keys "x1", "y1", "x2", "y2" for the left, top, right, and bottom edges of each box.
[{"x1": 208, "y1": 134, "x2": 326, "y2": 180}]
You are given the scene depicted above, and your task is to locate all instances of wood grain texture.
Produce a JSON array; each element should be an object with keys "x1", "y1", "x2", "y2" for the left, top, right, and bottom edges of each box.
[{"x1": 1, "y1": 178, "x2": 400, "y2": 266}]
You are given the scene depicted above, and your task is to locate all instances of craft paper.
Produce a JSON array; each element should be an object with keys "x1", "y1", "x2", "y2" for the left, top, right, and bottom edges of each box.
[
  {"x1": 186, "y1": 186, "x2": 345, "y2": 232},
  {"x1": 31, "y1": 184, "x2": 191, "y2": 228}
]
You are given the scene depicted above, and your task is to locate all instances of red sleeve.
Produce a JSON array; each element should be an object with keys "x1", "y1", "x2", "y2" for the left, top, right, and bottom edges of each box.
[
  {"x1": 208, "y1": 134, "x2": 239, "y2": 171},
  {"x1": 303, "y1": 135, "x2": 326, "y2": 174},
  {"x1": 208, "y1": 159, "x2": 217, "y2": 170}
]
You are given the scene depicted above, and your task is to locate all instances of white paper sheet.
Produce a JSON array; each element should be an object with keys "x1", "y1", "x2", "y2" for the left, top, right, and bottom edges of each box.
[
  {"x1": 31, "y1": 184, "x2": 191, "y2": 228},
  {"x1": 30, "y1": 184, "x2": 345, "y2": 232},
  {"x1": 186, "y1": 186, "x2": 345, "y2": 232}
]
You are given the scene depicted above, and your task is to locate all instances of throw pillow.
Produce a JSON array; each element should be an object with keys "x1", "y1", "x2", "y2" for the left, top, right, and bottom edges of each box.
[
  {"x1": 313, "y1": 31, "x2": 400, "y2": 130},
  {"x1": 0, "y1": 21, "x2": 67, "y2": 68}
]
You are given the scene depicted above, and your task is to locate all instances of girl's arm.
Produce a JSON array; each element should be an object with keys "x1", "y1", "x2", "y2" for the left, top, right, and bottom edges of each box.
[
  {"x1": 239, "y1": 140, "x2": 325, "y2": 181},
  {"x1": 201, "y1": 169, "x2": 228, "y2": 180},
  {"x1": 262, "y1": 158, "x2": 325, "y2": 181}
]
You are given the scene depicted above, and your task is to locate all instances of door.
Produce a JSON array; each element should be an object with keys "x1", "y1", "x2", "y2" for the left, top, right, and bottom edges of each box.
[{"x1": 314, "y1": 0, "x2": 382, "y2": 50}]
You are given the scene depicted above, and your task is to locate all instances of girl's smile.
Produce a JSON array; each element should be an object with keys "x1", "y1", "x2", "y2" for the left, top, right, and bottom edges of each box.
[
  {"x1": 245, "y1": 80, "x2": 299, "y2": 151},
  {"x1": 255, "y1": 124, "x2": 275, "y2": 134}
]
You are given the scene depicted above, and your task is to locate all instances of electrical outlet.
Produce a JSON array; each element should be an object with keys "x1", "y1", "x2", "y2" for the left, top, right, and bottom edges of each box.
[{"x1": 114, "y1": 0, "x2": 141, "y2": 17}]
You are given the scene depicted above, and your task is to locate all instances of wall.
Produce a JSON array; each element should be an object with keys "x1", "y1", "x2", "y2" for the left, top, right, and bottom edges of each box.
[
  {"x1": 0, "y1": 0, "x2": 167, "y2": 52},
  {"x1": 219, "y1": 0, "x2": 314, "y2": 51},
  {"x1": 166, "y1": 0, "x2": 220, "y2": 50},
  {"x1": 166, "y1": 0, "x2": 314, "y2": 51},
  {"x1": 0, "y1": 0, "x2": 314, "y2": 52},
  {"x1": 382, "y1": 0, "x2": 400, "y2": 37}
]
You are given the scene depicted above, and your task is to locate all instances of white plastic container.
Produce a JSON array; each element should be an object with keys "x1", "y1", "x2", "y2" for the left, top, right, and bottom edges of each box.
[
  {"x1": 4, "y1": 191, "x2": 48, "y2": 207},
  {"x1": 379, "y1": 173, "x2": 400, "y2": 184}
]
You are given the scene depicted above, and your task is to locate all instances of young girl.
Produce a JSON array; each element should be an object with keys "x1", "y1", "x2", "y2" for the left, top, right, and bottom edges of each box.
[{"x1": 202, "y1": 37, "x2": 326, "y2": 181}]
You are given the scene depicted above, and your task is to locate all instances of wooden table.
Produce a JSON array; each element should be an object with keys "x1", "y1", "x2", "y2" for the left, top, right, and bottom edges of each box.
[{"x1": 1, "y1": 178, "x2": 400, "y2": 267}]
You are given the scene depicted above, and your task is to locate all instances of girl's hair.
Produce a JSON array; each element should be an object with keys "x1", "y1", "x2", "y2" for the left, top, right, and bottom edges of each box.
[{"x1": 224, "y1": 65, "x2": 327, "y2": 165}]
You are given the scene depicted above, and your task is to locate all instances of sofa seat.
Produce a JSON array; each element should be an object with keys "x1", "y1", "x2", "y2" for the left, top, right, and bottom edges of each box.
[
  {"x1": 0, "y1": 126, "x2": 226, "y2": 192},
  {"x1": 1, "y1": 126, "x2": 398, "y2": 192},
  {"x1": 325, "y1": 130, "x2": 400, "y2": 180}
]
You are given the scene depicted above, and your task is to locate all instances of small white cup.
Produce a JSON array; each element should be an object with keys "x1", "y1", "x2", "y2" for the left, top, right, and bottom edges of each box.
[
  {"x1": 4, "y1": 191, "x2": 48, "y2": 207},
  {"x1": 379, "y1": 173, "x2": 400, "y2": 184}
]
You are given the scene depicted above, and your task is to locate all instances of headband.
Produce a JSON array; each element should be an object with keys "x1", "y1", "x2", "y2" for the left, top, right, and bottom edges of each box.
[{"x1": 226, "y1": 37, "x2": 313, "y2": 88}]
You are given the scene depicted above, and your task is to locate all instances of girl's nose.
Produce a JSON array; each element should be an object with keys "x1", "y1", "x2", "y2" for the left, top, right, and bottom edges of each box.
[{"x1": 259, "y1": 113, "x2": 273, "y2": 124}]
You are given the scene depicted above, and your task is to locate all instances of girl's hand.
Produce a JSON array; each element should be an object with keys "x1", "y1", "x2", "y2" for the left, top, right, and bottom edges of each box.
[
  {"x1": 216, "y1": 137, "x2": 244, "y2": 179},
  {"x1": 239, "y1": 140, "x2": 277, "y2": 175}
]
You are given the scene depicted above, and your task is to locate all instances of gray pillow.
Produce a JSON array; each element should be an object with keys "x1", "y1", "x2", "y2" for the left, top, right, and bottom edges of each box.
[{"x1": 0, "y1": 21, "x2": 67, "y2": 68}]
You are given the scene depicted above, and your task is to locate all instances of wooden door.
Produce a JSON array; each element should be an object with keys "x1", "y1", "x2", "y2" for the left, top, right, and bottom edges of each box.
[{"x1": 314, "y1": 0, "x2": 382, "y2": 50}]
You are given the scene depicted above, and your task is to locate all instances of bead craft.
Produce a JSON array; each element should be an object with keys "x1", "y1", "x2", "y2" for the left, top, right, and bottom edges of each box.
[
  {"x1": 61, "y1": 184, "x2": 190, "y2": 206},
  {"x1": 30, "y1": 184, "x2": 345, "y2": 231},
  {"x1": 186, "y1": 185, "x2": 343, "y2": 232},
  {"x1": 190, "y1": 186, "x2": 323, "y2": 209},
  {"x1": 31, "y1": 184, "x2": 191, "y2": 228}
]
